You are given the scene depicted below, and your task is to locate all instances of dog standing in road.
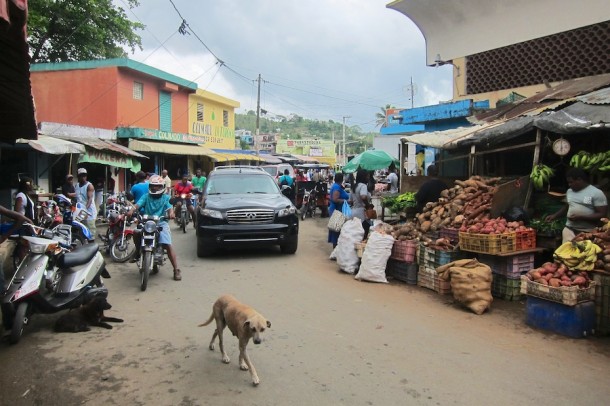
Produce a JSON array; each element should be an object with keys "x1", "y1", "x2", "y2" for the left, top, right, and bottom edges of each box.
[{"x1": 198, "y1": 294, "x2": 271, "y2": 386}]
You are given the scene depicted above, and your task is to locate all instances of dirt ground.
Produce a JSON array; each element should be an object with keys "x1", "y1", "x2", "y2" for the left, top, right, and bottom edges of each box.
[{"x1": 1, "y1": 218, "x2": 609, "y2": 406}]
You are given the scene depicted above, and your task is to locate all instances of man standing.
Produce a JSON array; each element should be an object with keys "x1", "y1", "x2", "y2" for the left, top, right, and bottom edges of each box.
[
  {"x1": 191, "y1": 168, "x2": 207, "y2": 193},
  {"x1": 75, "y1": 168, "x2": 97, "y2": 239},
  {"x1": 61, "y1": 174, "x2": 76, "y2": 202},
  {"x1": 130, "y1": 171, "x2": 149, "y2": 205},
  {"x1": 387, "y1": 167, "x2": 399, "y2": 194},
  {"x1": 161, "y1": 169, "x2": 172, "y2": 195},
  {"x1": 546, "y1": 168, "x2": 608, "y2": 243}
]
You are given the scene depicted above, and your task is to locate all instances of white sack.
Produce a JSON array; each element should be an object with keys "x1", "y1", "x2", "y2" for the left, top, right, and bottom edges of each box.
[
  {"x1": 355, "y1": 231, "x2": 394, "y2": 283},
  {"x1": 336, "y1": 218, "x2": 364, "y2": 274}
]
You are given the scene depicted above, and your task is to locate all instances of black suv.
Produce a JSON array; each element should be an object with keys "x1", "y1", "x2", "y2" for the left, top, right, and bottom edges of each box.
[{"x1": 196, "y1": 166, "x2": 299, "y2": 257}]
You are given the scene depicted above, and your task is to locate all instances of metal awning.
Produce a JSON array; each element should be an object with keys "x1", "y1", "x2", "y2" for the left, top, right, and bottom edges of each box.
[
  {"x1": 66, "y1": 137, "x2": 147, "y2": 158},
  {"x1": 209, "y1": 150, "x2": 265, "y2": 162},
  {"x1": 401, "y1": 122, "x2": 504, "y2": 149},
  {"x1": 128, "y1": 139, "x2": 215, "y2": 156},
  {"x1": 259, "y1": 154, "x2": 283, "y2": 164},
  {"x1": 17, "y1": 134, "x2": 86, "y2": 154}
]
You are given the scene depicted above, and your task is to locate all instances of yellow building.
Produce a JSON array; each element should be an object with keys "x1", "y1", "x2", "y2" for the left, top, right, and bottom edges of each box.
[
  {"x1": 188, "y1": 89, "x2": 240, "y2": 149},
  {"x1": 276, "y1": 139, "x2": 336, "y2": 166}
]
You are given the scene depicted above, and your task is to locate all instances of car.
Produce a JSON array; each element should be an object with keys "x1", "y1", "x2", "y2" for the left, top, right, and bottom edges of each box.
[
  {"x1": 196, "y1": 166, "x2": 299, "y2": 257},
  {"x1": 261, "y1": 164, "x2": 295, "y2": 181}
]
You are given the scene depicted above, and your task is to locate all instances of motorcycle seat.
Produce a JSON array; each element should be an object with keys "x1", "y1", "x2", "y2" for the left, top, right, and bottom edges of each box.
[{"x1": 58, "y1": 243, "x2": 99, "y2": 268}]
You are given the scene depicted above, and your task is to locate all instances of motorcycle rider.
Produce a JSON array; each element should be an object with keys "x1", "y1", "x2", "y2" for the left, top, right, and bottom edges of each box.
[
  {"x1": 127, "y1": 175, "x2": 182, "y2": 281},
  {"x1": 171, "y1": 172, "x2": 196, "y2": 227}
]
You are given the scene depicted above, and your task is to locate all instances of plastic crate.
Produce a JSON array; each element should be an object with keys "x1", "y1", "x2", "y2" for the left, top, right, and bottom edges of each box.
[
  {"x1": 526, "y1": 296, "x2": 596, "y2": 338},
  {"x1": 592, "y1": 272, "x2": 610, "y2": 336},
  {"x1": 480, "y1": 254, "x2": 534, "y2": 279},
  {"x1": 386, "y1": 259, "x2": 418, "y2": 284},
  {"x1": 491, "y1": 273, "x2": 523, "y2": 301},
  {"x1": 417, "y1": 266, "x2": 451, "y2": 295},
  {"x1": 391, "y1": 239, "x2": 417, "y2": 263},
  {"x1": 520, "y1": 276, "x2": 596, "y2": 306},
  {"x1": 417, "y1": 244, "x2": 462, "y2": 267},
  {"x1": 439, "y1": 227, "x2": 460, "y2": 244},
  {"x1": 458, "y1": 232, "x2": 516, "y2": 255},
  {"x1": 515, "y1": 229, "x2": 537, "y2": 251}
]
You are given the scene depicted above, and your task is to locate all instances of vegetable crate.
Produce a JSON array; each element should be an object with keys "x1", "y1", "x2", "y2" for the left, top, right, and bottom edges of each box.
[
  {"x1": 515, "y1": 229, "x2": 537, "y2": 251},
  {"x1": 417, "y1": 266, "x2": 451, "y2": 295},
  {"x1": 458, "y1": 232, "x2": 516, "y2": 255},
  {"x1": 386, "y1": 259, "x2": 418, "y2": 284},
  {"x1": 439, "y1": 227, "x2": 460, "y2": 245},
  {"x1": 417, "y1": 244, "x2": 462, "y2": 268},
  {"x1": 391, "y1": 240, "x2": 418, "y2": 263},
  {"x1": 480, "y1": 254, "x2": 534, "y2": 279},
  {"x1": 520, "y1": 276, "x2": 596, "y2": 306},
  {"x1": 491, "y1": 273, "x2": 523, "y2": 301},
  {"x1": 592, "y1": 272, "x2": 610, "y2": 336}
]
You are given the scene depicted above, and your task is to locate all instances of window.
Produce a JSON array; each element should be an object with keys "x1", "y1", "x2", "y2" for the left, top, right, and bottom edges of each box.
[
  {"x1": 223, "y1": 110, "x2": 229, "y2": 127},
  {"x1": 197, "y1": 103, "x2": 204, "y2": 121},
  {"x1": 133, "y1": 82, "x2": 143, "y2": 100}
]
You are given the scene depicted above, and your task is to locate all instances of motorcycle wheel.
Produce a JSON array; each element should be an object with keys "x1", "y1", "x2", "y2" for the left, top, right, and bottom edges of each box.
[
  {"x1": 181, "y1": 212, "x2": 187, "y2": 233},
  {"x1": 10, "y1": 302, "x2": 29, "y2": 345},
  {"x1": 110, "y1": 235, "x2": 136, "y2": 263},
  {"x1": 72, "y1": 231, "x2": 86, "y2": 247},
  {"x1": 301, "y1": 202, "x2": 307, "y2": 221},
  {"x1": 140, "y1": 251, "x2": 151, "y2": 291}
]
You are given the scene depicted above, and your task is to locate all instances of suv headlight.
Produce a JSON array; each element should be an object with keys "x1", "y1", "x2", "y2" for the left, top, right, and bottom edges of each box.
[
  {"x1": 278, "y1": 206, "x2": 296, "y2": 217},
  {"x1": 200, "y1": 207, "x2": 223, "y2": 219}
]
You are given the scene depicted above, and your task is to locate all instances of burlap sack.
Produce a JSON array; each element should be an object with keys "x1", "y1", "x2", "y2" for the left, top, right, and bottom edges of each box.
[{"x1": 437, "y1": 259, "x2": 493, "y2": 315}]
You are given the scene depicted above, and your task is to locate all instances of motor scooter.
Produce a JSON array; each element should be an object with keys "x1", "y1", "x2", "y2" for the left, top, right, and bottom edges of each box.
[
  {"x1": 55, "y1": 194, "x2": 93, "y2": 245},
  {"x1": 2, "y1": 225, "x2": 109, "y2": 344}
]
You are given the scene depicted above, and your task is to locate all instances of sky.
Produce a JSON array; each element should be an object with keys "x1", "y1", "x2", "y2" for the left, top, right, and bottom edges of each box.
[{"x1": 118, "y1": 0, "x2": 454, "y2": 133}]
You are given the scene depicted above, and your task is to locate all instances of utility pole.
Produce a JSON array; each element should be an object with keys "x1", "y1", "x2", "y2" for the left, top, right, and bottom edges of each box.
[
  {"x1": 255, "y1": 74, "x2": 261, "y2": 156},
  {"x1": 342, "y1": 116, "x2": 350, "y2": 166}
]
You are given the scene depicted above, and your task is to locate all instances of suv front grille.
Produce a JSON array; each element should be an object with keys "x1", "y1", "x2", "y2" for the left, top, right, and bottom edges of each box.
[{"x1": 226, "y1": 209, "x2": 275, "y2": 224}]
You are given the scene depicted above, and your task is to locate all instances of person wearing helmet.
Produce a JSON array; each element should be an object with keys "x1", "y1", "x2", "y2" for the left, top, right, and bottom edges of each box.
[
  {"x1": 171, "y1": 172, "x2": 196, "y2": 227},
  {"x1": 127, "y1": 175, "x2": 182, "y2": 281}
]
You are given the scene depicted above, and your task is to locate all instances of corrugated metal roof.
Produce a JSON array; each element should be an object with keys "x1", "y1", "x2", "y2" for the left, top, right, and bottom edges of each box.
[{"x1": 577, "y1": 87, "x2": 610, "y2": 105}]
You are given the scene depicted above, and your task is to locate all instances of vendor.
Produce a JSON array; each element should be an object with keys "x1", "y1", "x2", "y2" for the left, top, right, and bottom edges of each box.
[
  {"x1": 415, "y1": 165, "x2": 448, "y2": 213},
  {"x1": 546, "y1": 168, "x2": 608, "y2": 243}
]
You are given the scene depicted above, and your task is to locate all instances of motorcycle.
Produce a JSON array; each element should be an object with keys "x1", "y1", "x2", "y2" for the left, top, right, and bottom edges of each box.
[
  {"x1": 37, "y1": 200, "x2": 62, "y2": 229},
  {"x1": 2, "y1": 224, "x2": 109, "y2": 344},
  {"x1": 55, "y1": 194, "x2": 93, "y2": 246},
  {"x1": 136, "y1": 214, "x2": 167, "y2": 291},
  {"x1": 174, "y1": 193, "x2": 195, "y2": 233},
  {"x1": 300, "y1": 186, "x2": 318, "y2": 220},
  {"x1": 99, "y1": 193, "x2": 136, "y2": 262}
]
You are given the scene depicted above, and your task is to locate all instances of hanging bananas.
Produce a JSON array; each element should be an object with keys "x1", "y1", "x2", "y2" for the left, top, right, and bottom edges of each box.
[
  {"x1": 530, "y1": 164, "x2": 555, "y2": 190},
  {"x1": 570, "y1": 150, "x2": 610, "y2": 172},
  {"x1": 553, "y1": 240, "x2": 602, "y2": 271}
]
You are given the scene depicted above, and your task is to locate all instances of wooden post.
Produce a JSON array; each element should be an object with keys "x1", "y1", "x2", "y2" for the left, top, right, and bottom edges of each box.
[
  {"x1": 524, "y1": 129, "x2": 542, "y2": 209},
  {"x1": 469, "y1": 145, "x2": 476, "y2": 176}
]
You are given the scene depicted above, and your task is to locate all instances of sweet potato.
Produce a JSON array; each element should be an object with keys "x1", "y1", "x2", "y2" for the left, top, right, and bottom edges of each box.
[
  {"x1": 549, "y1": 278, "x2": 562, "y2": 288},
  {"x1": 573, "y1": 276, "x2": 587, "y2": 286}
]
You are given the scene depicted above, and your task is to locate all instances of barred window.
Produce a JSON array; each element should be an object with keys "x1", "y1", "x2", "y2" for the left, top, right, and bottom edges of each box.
[
  {"x1": 197, "y1": 103, "x2": 204, "y2": 122},
  {"x1": 133, "y1": 82, "x2": 143, "y2": 100},
  {"x1": 223, "y1": 110, "x2": 229, "y2": 127}
]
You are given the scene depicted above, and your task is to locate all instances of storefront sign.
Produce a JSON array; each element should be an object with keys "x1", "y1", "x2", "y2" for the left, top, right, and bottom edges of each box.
[
  {"x1": 190, "y1": 122, "x2": 236, "y2": 149},
  {"x1": 117, "y1": 127, "x2": 206, "y2": 145}
]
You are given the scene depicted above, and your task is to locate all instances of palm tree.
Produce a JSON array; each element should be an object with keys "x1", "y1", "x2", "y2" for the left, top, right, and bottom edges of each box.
[{"x1": 375, "y1": 104, "x2": 395, "y2": 128}]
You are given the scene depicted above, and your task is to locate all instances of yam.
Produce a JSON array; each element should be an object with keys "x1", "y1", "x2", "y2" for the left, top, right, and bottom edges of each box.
[{"x1": 420, "y1": 221, "x2": 432, "y2": 233}]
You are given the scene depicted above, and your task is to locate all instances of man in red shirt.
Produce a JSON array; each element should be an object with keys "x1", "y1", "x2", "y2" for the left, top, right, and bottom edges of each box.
[{"x1": 170, "y1": 173, "x2": 196, "y2": 226}]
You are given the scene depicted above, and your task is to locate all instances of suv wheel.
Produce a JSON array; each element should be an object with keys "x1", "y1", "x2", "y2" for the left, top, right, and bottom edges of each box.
[
  {"x1": 280, "y1": 235, "x2": 298, "y2": 254},
  {"x1": 197, "y1": 237, "x2": 216, "y2": 258}
]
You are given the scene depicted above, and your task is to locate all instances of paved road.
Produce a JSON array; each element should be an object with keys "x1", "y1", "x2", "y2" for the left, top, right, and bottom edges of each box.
[{"x1": 1, "y1": 217, "x2": 610, "y2": 406}]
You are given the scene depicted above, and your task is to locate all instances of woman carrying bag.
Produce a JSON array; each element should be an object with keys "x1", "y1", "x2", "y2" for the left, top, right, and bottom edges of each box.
[
  {"x1": 327, "y1": 173, "x2": 350, "y2": 248},
  {"x1": 352, "y1": 169, "x2": 373, "y2": 239}
]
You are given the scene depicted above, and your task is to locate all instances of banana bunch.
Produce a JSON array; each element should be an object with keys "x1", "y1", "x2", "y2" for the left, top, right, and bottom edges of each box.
[
  {"x1": 553, "y1": 240, "x2": 602, "y2": 271},
  {"x1": 570, "y1": 151, "x2": 610, "y2": 171},
  {"x1": 530, "y1": 164, "x2": 555, "y2": 190}
]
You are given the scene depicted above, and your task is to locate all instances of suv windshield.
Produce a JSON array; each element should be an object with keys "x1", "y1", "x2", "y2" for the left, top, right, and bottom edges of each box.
[{"x1": 206, "y1": 174, "x2": 279, "y2": 195}]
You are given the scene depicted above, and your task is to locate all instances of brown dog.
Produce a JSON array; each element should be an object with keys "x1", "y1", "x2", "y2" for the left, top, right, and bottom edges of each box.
[{"x1": 198, "y1": 294, "x2": 271, "y2": 386}]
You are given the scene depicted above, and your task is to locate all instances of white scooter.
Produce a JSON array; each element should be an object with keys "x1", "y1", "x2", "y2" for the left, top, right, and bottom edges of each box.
[{"x1": 2, "y1": 225, "x2": 109, "y2": 344}]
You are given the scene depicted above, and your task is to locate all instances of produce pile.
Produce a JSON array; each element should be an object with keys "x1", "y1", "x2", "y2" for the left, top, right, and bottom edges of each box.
[
  {"x1": 569, "y1": 150, "x2": 610, "y2": 172},
  {"x1": 572, "y1": 218, "x2": 610, "y2": 272},
  {"x1": 529, "y1": 164, "x2": 555, "y2": 190},
  {"x1": 524, "y1": 261, "x2": 592, "y2": 288},
  {"x1": 553, "y1": 240, "x2": 601, "y2": 271},
  {"x1": 459, "y1": 217, "x2": 532, "y2": 234},
  {"x1": 529, "y1": 217, "x2": 565, "y2": 236},
  {"x1": 382, "y1": 192, "x2": 416, "y2": 214}
]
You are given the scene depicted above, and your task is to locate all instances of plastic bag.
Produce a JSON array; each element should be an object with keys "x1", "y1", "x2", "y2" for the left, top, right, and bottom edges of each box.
[
  {"x1": 342, "y1": 200, "x2": 352, "y2": 219},
  {"x1": 503, "y1": 206, "x2": 528, "y2": 223}
]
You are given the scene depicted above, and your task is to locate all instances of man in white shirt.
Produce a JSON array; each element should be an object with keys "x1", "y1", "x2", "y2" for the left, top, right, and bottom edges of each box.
[{"x1": 387, "y1": 167, "x2": 399, "y2": 194}]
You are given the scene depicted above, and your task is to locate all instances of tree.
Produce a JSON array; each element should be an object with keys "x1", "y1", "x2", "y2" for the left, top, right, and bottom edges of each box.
[
  {"x1": 28, "y1": 0, "x2": 144, "y2": 63},
  {"x1": 375, "y1": 104, "x2": 395, "y2": 128}
]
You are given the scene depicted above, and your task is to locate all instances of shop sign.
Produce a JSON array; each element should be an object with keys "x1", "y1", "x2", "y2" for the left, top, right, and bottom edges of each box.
[
  {"x1": 309, "y1": 147, "x2": 323, "y2": 157},
  {"x1": 116, "y1": 127, "x2": 206, "y2": 145},
  {"x1": 79, "y1": 148, "x2": 141, "y2": 173}
]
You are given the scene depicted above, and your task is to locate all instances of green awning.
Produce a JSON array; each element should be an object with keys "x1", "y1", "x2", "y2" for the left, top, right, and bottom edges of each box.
[{"x1": 78, "y1": 148, "x2": 141, "y2": 173}]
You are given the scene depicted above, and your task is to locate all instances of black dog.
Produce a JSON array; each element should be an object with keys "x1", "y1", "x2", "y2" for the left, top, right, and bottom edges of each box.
[{"x1": 54, "y1": 297, "x2": 123, "y2": 333}]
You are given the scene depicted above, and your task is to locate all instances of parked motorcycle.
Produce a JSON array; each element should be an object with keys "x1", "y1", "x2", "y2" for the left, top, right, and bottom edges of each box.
[
  {"x1": 36, "y1": 200, "x2": 62, "y2": 229},
  {"x1": 99, "y1": 193, "x2": 136, "y2": 262},
  {"x1": 2, "y1": 224, "x2": 109, "y2": 344},
  {"x1": 55, "y1": 194, "x2": 93, "y2": 246},
  {"x1": 300, "y1": 186, "x2": 317, "y2": 220},
  {"x1": 136, "y1": 214, "x2": 167, "y2": 291}
]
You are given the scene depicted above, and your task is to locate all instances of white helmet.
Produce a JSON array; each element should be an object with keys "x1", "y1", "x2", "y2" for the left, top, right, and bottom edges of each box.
[{"x1": 148, "y1": 175, "x2": 165, "y2": 197}]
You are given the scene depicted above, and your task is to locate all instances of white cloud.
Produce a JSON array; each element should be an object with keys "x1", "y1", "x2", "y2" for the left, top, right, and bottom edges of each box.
[{"x1": 121, "y1": 0, "x2": 453, "y2": 131}]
